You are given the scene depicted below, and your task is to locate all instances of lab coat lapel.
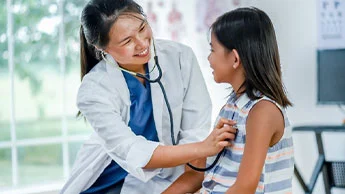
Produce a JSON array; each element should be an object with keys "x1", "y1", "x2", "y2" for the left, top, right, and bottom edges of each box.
[{"x1": 105, "y1": 54, "x2": 130, "y2": 106}]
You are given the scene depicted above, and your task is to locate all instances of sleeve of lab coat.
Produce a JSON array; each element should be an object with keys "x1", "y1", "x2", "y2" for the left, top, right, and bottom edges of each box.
[
  {"x1": 178, "y1": 46, "x2": 212, "y2": 144},
  {"x1": 77, "y1": 73, "x2": 161, "y2": 182}
]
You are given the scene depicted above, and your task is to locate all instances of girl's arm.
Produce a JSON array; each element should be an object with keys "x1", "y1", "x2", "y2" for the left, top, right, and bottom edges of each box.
[
  {"x1": 144, "y1": 118, "x2": 237, "y2": 169},
  {"x1": 226, "y1": 100, "x2": 285, "y2": 194},
  {"x1": 161, "y1": 158, "x2": 205, "y2": 194}
]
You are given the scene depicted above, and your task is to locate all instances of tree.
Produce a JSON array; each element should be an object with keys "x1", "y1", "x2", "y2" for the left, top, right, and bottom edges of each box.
[{"x1": 0, "y1": 0, "x2": 85, "y2": 96}]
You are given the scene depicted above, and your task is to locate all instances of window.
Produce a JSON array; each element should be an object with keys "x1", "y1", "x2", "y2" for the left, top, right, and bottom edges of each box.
[{"x1": 0, "y1": 0, "x2": 91, "y2": 192}]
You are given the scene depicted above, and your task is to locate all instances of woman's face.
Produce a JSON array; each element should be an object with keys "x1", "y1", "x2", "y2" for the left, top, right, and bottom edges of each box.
[
  {"x1": 105, "y1": 14, "x2": 153, "y2": 72},
  {"x1": 208, "y1": 32, "x2": 235, "y2": 84}
]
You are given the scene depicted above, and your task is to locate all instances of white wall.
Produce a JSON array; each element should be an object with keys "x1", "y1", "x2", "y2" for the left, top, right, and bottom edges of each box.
[{"x1": 253, "y1": 0, "x2": 345, "y2": 193}]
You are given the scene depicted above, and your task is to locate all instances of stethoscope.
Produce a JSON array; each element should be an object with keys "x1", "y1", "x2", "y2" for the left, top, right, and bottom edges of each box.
[{"x1": 102, "y1": 38, "x2": 223, "y2": 172}]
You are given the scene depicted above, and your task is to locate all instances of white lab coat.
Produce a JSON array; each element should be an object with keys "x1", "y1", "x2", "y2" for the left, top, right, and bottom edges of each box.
[{"x1": 61, "y1": 39, "x2": 212, "y2": 194}]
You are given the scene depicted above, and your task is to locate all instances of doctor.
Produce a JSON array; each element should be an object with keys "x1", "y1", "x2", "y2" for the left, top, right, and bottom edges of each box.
[{"x1": 61, "y1": 0, "x2": 237, "y2": 193}]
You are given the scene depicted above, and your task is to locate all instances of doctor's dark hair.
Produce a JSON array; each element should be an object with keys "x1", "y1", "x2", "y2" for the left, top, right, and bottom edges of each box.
[
  {"x1": 211, "y1": 7, "x2": 292, "y2": 107},
  {"x1": 80, "y1": 0, "x2": 144, "y2": 80}
]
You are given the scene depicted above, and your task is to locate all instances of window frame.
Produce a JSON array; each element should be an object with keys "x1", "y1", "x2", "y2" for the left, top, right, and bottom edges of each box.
[{"x1": 2, "y1": 0, "x2": 88, "y2": 192}]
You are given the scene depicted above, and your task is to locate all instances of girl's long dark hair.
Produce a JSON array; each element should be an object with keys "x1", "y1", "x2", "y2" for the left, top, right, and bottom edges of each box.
[
  {"x1": 211, "y1": 7, "x2": 292, "y2": 107},
  {"x1": 77, "y1": 0, "x2": 144, "y2": 117}
]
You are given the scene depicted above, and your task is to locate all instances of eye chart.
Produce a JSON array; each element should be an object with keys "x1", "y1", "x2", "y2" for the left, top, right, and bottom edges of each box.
[{"x1": 318, "y1": 0, "x2": 345, "y2": 49}]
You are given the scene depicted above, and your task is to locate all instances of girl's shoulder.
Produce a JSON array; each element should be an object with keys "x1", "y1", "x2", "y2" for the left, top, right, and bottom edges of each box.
[
  {"x1": 233, "y1": 93, "x2": 290, "y2": 128},
  {"x1": 254, "y1": 96, "x2": 289, "y2": 125}
]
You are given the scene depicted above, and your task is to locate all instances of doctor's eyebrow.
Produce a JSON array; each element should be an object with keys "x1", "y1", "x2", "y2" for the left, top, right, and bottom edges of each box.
[
  {"x1": 138, "y1": 19, "x2": 146, "y2": 28},
  {"x1": 117, "y1": 19, "x2": 147, "y2": 44}
]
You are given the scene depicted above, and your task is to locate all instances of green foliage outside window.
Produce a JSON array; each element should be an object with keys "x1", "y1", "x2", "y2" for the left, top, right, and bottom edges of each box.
[
  {"x1": 0, "y1": 0, "x2": 92, "y2": 189},
  {"x1": 0, "y1": 0, "x2": 85, "y2": 92}
]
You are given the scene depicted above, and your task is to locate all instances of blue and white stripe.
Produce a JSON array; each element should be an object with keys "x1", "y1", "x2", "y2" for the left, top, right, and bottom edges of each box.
[{"x1": 200, "y1": 91, "x2": 294, "y2": 194}]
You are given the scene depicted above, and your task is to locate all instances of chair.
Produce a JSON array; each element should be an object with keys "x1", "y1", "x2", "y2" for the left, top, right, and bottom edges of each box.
[{"x1": 293, "y1": 125, "x2": 345, "y2": 194}]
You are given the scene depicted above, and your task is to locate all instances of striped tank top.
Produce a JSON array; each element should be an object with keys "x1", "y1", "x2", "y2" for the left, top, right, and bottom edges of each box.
[{"x1": 201, "y1": 91, "x2": 294, "y2": 194}]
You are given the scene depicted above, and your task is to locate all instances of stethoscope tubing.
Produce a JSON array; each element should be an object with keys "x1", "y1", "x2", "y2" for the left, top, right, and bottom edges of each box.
[
  {"x1": 136, "y1": 60, "x2": 177, "y2": 146},
  {"x1": 132, "y1": 55, "x2": 223, "y2": 172}
]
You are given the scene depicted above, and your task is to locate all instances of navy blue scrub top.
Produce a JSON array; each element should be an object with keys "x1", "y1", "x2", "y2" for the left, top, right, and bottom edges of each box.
[{"x1": 81, "y1": 65, "x2": 159, "y2": 193}]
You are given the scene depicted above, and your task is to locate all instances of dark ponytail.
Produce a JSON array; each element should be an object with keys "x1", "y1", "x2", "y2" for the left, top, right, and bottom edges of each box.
[
  {"x1": 77, "y1": 27, "x2": 100, "y2": 118},
  {"x1": 80, "y1": 25, "x2": 100, "y2": 81}
]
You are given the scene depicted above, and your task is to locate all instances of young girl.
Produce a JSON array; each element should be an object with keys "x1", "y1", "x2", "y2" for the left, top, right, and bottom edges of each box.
[{"x1": 200, "y1": 7, "x2": 294, "y2": 194}]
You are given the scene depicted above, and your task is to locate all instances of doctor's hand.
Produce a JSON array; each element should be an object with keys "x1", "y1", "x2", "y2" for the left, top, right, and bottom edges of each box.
[{"x1": 201, "y1": 118, "x2": 237, "y2": 157}]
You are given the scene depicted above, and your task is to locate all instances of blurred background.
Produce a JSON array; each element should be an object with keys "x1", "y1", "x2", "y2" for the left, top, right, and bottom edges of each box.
[{"x1": 0, "y1": 0, "x2": 344, "y2": 193}]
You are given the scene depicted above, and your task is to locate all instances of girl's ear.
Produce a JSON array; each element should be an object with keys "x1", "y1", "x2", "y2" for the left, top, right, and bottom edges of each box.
[{"x1": 232, "y1": 49, "x2": 241, "y2": 69}]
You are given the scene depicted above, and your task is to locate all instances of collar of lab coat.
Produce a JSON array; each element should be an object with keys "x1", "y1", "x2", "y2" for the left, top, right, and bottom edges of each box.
[{"x1": 104, "y1": 41, "x2": 166, "y2": 138}]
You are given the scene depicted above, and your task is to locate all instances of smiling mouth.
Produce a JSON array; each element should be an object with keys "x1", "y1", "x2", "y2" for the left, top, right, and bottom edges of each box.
[{"x1": 135, "y1": 48, "x2": 149, "y2": 57}]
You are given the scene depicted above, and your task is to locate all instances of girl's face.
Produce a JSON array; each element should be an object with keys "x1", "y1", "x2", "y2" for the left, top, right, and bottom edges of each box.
[
  {"x1": 208, "y1": 32, "x2": 236, "y2": 84},
  {"x1": 105, "y1": 14, "x2": 153, "y2": 72}
]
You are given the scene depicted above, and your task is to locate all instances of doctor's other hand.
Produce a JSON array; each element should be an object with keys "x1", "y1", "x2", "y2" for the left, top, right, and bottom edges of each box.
[{"x1": 201, "y1": 118, "x2": 237, "y2": 157}]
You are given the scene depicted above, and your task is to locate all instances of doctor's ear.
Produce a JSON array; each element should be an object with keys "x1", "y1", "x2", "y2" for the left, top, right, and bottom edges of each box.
[
  {"x1": 94, "y1": 45, "x2": 108, "y2": 57},
  {"x1": 231, "y1": 49, "x2": 241, "y2": 69},
  {"x1": 94, "y1": 45, "x2": 101, "y2": 51},
  {"x1": 94, "y1": 45, "x2": 106, "y2": 54}
]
